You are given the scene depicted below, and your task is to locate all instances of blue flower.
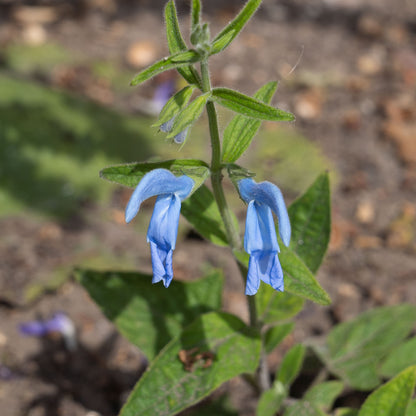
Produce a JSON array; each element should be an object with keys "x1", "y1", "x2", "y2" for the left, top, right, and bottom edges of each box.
[
  {"x1": 238, "y1": 178, "x2": 291, "y2": 296},
  {"x1": 160, "y1": 118, "x2": 189, "y2": 144},
  {"x1": 125, "y1": 169, "x2": 194, "y2": 287}
]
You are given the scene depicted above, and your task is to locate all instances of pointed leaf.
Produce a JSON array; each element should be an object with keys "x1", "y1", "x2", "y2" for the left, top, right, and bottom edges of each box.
[
  {"x1": 167, "y1": 93, "x2": 211, "y2": 138},
  {"x1": 76, "y1": 269, "x2": 223, "y2": 360},
  {"x1": 222, "y1": 81, "x2": 278, "y2": 163},
  {"x1": 164, "y1": 0, "x2": 201, "y2": 86},
  {"x1": 181, "y1": 185, "x2": 229, "y2": 246},
  {"x1": 284, "y1": 401, "x2": 327, "y2": 416},
  {"x1": 289, "y1": 172, "x2": 331, "y2": 273},
  {"x1": 120, "y1": 312, "x2": 261, "y2": 416},
  {"x1": 264, "y1": 322, "x2": 294, "y2": 354},
  {"x1": 380, "y1": 337, "x2": 416, "y2": 378},
  {"x1": 280, "y1": 245, "x2": 331, "y2": 305},
  {"x1": 313, "y1": 304, "x2": 416, "y2": 390},
  {"x1": 130, "y1": 50, "x2": 201, "y2": 86},
  {"x1": 305, "y1": 381, "x2": 344, "y2": 411},
  {"x1": 100, "y1": 159, "x2": 210, "y2": 195},
  {"x1": 154, "y1": 85, "x2": 196, "y2": 127},
  {"x1": 211, "y1": 0, "x2": 262, "y2": 55},
  {"x1": 212, "y1": 87, "x2": 294, "y2": 121},
  {"x1": 191, "y1": 0, "x2": 201, "y2": 31},
  {"x1": 358, "y1": 366, "x2": 416, "y2": 416},
  {"x1": 277, "y1": 344, "x2": 306, "y2": 387}
]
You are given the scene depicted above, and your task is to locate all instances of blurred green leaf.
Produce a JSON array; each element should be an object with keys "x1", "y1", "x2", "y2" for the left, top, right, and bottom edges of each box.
[
  {"x1": 164, "y1": 0, "x2": 201, "y2": 86},
  {"x1": 406, "y1": 401, "x2": 416, "y2": 416},
  {"x1": 100, "y1": 159, "x2": 210, "y2": 194},
  {"x1": 279, "y1": 245, "x2": 331, "y2": 306},
  {"x1": 358, "y1": 366, "x2": 416, "y2": 416},
  {"x1": 191, "y1": 0, "x2": 201, "y2": 31},
  {"x1": 120, "y1": 312, "x2": 261, "y2": 416},
  {"x1": 277, "y1": 344, "x2": 306, "y2": 387},
  {"x1": 154, "y1": 86, "x2": 196, "y2": 127},
  {"x1": 212, "y1": 87, "x2": 294, "y2": 121},
  {"x1": 181, "y1": 185, "x2": 229, "y2": 246},
  {"x1": 304, "y1": 381, "x2": 344, "y2": 411},
  {"x1": 211, "y1": 0, "x2": 262, "y2": 54},
  {"x1": 130, "y1": 50, "x2": 202, "y2": 86},
  {"x1": 222, "y1": 81, "x2": 278, "y2": 163},
  {"x1": 313, "y1": 305, "x2": 416, "y2": 390},
  {"x1": 335, "y1": 409, "x2": 359, "y2": 416},
  {"x1": 257, "y1": 380, "x2": 286, "y2": 416},
  {"x1": 167, "y1": 93, "x2": 211, "y2": 138},
  {"x1": 76, "y1": 269, "x2": 223, "y2": 360},
  {"x1": 380, "y1": 337, "x2": 416, "y2": 378},
  {"x1": 288, "y1": 172, "x2": 331, "y2": 273},
  {"x1": 264, "y1": 322, "x2": 294, "y2": 354},
  {"x1": 284, "y1": 401, "x2": 327, "y2": 416}
]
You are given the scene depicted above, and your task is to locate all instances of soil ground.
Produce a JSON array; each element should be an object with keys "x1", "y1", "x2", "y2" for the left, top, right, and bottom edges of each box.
[{"x1": 0, "y1": 0, "x2": 415, "y2": 415}]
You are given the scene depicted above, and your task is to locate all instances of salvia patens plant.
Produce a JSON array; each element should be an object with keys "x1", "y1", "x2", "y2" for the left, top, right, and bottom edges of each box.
[{"x1": 76, "y1": 1, "x2": 416, "y2": 415}]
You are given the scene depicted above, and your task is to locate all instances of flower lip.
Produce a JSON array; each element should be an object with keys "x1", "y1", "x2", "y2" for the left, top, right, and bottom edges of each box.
[
  {"x1": 125, "y1": 169, "x2": 194, "y2": 223},
  {"x1": 238, "y1": 178, "x2": 291, "y2": 247}
]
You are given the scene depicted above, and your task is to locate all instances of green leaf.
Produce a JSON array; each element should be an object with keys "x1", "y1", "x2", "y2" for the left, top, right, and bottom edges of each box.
[
  {"x1": 191, "y1": 0, "x2": 201, "y2": 31},
  {"x1": 280, "y1": 245, "x2": 331, "y2": 306},
  {"x1": 277, "y1": 344, "x2": 306, "y2": 387},
  {"x1": 130, "y1": 50, "x2": 201, "y2": 86},
  {"x1": 304, "y1": 381, "x2": 344, "y2": 411},
  {"x1": 212, "y1": 87, "x2": 295, "y2": 121},
  {"x1": 211, "y1": 0, "x2": 262, "y2": 55},
  {"x1": 335, "y1": 409, "x2": 359, "y2": 416},
  {"x1": 164, "y1": 0, "x2": 201, "y2": 86},
  {"x1": 167, "y1": 93, "x2": 211, "y2": 138},
  {"x1": 76, "y1": 269, "x2": 223, "y2": 360},
  {"x1": 154, "y1": 85, "x2": 196, "y2": 127},
  {"x1": 257, "y1": 381, "x2": 286, "y2": 416},
  {"x1": 181, "y1": 185, "x2": 229, "y2": 246},
  {"x1": 284, "y1": 401, "x2": 327, "y2": 416},
  {"x1": 406, "y1": 401, "x2": 416, "y2": 416},
  {"x1": 380, "y1": 337, "x2": 416, "y2": 378},
  {"x1": 288, "y1": 172, "x2": 331, "y2": 273},
  {"x1": 358, "y1": 366, "x2": 416, "y2": 416},
  {"x1": 222, "y1": 81, "x2": 278, "y2": 163},
  {"x1": 100, "y1": 159, "x2": 210, "y2": 194},
  {"x1": 120, "y1": 312, "x2": 261, "y2": 416},
  {"x1": 264, "y1": 322, "x2": 294, "y2": 354},
  {"x1": 313, "y1": 305, "x2": 416, "y2": 390}
]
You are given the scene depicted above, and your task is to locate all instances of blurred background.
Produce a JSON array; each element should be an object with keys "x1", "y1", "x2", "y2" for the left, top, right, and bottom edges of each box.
[{"x1": 0, "y1": 0, "x2": 415, "y2": 414}]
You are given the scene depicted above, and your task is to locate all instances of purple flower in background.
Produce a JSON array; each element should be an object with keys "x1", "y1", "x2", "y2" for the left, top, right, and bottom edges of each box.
[
  {"x1": 125, "y1": 169, "x2": 194, "y2": 287},
  {"x1": 19, "y1": 312, "x2": 76, "y2": 350},
  {"x1": 238, "y1": 178, "x2": 291, "y2": 296},
  {"x1": 152, "y1": 79, "x2": 175, "y2": 113}
]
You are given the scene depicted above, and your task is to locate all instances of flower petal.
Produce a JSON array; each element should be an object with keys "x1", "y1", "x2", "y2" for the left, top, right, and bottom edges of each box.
[
  {"x1": 160, "y1": 116, "x2": 175, "y2": 133},
  {"x1": 244, "y1": 201, "x2": 279, "y2": 254},
  {"x1": 239, "y1": 178, "x2": 291, "y2": 246},
  {"x1": 147, "y1": 194, "x2": 181, "y2": 251},
  {"x1": 149, "y1": 241, "x2": 173, "y2": 287},
  {"x1": 173, "y1": 127, "x2": 189, "y2": 144},
  {"x1": 125, "y1": 169, "x2": 194, "y2": 223},
  {"x1": 246, "y1": 250, "x2": 284, "y2": 295}
]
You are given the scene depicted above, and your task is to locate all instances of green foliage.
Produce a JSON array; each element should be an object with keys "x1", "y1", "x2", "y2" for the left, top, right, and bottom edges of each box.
[
  {"x1": 120, "y1": 312, "x2": 261, "y2": 416},
  {"x1": 288, "y1": 172, "x2": 331, "y2": 273},
  {"x1": 100, "y1": 159, "x2": 210, "y2": 194},
  {"x1": 284, "y1": 401, "x2": 327, "y2": 416},
  {"x1": 314, "y1": 305, "x2": 416, "y2": 390},
  {"x1": 191, "y1": 0, "x2": 202, "y2": 32},
  {"x1": 212, "y1": 87, "x2": 295, "y2": 121},
  {"x1": 130, "y1": 50, "x2": 202, "y2": 86},
  {"x1": 154, "y1": 86, "x2": 196, "y2": 127},
  {"x1": 181, "y1": 185, "x2": 229, "y2": 246},
  {"x1": 358, "y1": 366, "x2": 416, "y2": 416},
  {"x1": 277, "y1": 344, "x2": 306, "y2": 387},
  {"x1": 76, "y1": 269, "x2": 223, "y2": 360},
  {"x1": 257, "y1": 381, "x2": 286, "y2": 416},
  {"x1": 380, "y1": 337, "x2": 416, "y2": 378},
  {"x1": 164, "y1": 0, "x2": 201, "y2": 87},
  {"x1": 222, "y1": 81, "x2": 278, "y2": 163},
  {"x1": 264, "y1": 323, "x2": 294, "y2": 353},
  {"x1": 407, "y1": 401, "x2": 416, "y2": 416},
  {"x1": 211, "y1": 0, "x2": 262, "y2": 54},
  {"x1": 304, "y1": 381, "x2": 344, "y2": 412},
  {"x1": 166, "y1": 93, "x2": 211, "y2": 138}
]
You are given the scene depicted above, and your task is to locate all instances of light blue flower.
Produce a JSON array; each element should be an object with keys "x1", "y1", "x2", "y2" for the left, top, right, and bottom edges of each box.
[
  {"x1": 125, "y1": 169, "x2": 194, "y2": 287},
  {"x1": 160, "y1": 118, "x2": 189, "y2": 144},
  {"x1": 238, "y1": 178, "x2": 291, "y2": 295}
]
